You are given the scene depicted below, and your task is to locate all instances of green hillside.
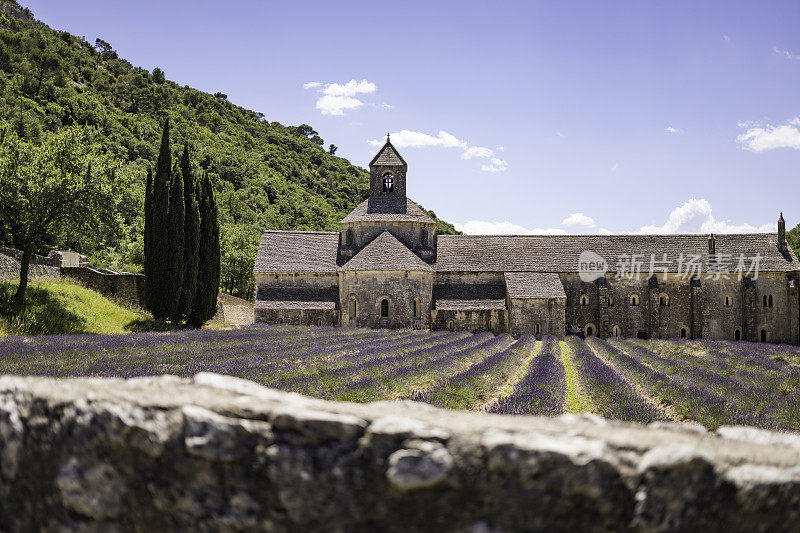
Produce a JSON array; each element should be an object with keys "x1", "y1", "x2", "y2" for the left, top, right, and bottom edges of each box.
[
  {"x1": 0, "y1": 279, "x2": 150, "y2": 335},
  {"x1": 0, "y1": 1, "x2": 458, "y2": 299}
]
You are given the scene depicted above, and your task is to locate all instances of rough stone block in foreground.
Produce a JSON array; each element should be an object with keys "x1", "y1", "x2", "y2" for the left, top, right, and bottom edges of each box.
[{"x1": 0, "y1": 374, "x2": 799, "y2": 531}]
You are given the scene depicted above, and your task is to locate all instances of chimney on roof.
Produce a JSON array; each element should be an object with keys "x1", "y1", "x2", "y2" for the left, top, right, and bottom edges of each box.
[
  {"x1": 708, "y1": 233, "x2": 715, "y2": 256},
  {"x1": 778, "y1": 212, "x2": 787, "y2": 252}
]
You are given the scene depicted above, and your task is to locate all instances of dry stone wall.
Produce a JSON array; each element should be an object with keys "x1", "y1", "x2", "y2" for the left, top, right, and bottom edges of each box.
[{"x1": 0, "y1": 373, "x2": 799, "y2": 532}]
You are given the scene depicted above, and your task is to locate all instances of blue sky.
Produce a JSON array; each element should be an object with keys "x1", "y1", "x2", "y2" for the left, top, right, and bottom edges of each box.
[{"x1": 25, "y1": 0, "x2": 800, "y2": 235}]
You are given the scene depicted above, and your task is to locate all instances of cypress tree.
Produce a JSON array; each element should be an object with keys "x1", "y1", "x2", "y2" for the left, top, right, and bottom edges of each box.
[
  {"x1": 165, "y1": 161, "x2": 185, "y2": 322},
  {"x1": 190, "y1": 172, "x2": 221, "y2": 326},
  {"x1": 143, "y1": 166, "x2": 153, "y2": 307},
  {"x1": 177, "y1": 141, "x2": 200, "y2": 321},
  {"x1": 148, "y1": 118, "x2": 172, "y2": 319}
]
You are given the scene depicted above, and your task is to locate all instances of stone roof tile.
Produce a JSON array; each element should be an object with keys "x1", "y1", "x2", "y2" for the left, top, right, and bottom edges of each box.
[
  {"x1": 435, "y1": 233, "x2": 797, "y2": 273},
  {"x1": 339, "y1": 231, "x2": 433, "y2": 272},
  {"x1": 340, "y1": 198, "x2": 435, "y2": 224},
  {"x1": 254, "y1": 231, "x2": 339, "y2": 273},
  {"x1": 435, "y1": 299, "x2": 507, "y2": 310},
  {"x1": 504, "y1": 272, "x2": 566, "y2": 299}
]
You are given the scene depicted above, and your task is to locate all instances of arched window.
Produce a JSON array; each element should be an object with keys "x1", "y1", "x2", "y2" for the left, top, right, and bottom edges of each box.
[
  {"x1": 488, "y1": 317, "x2": 494, "y2": 330},
  {"x1": 724, "y1": 295, "x2": 732, "y2": 307},
  {"x1": 448, "y1": 320, "x2": 455, "y2": 331},
  {"x1": 630, "y1": 294, "x2": 640, "y2": 306},
  {"x1": 760, "y1": 328, "x2": 767, "y2": 343},
  {"x1": 612, "y1": 325, "x2": 620, "y2": 337},
  {"x1": 317, "y1": 318, "x2": 323, "y2": 327},
  {"x1": 382, "y1": 171, "x2": 394, "y2": 192},
  {"x1": 580, "y1": 294, "x2": 589, "y2": 306},
  {"x1": 680, "y1": 327, "x2": 687, "y2": 339},
  {"x1": 349, "y1": 297, "x2": 357, "y2": 318},
  {"x1": 659, "y1": 293, "x2": 669, "y2": 306},
  {"x1": 734, "y1": 328, "x2": 741, "y2": 341},
  {"x1": 421, "y1": 229, "x2": 428, "y2": 246},
  {"x1": 380, "y1": 298, "x2": 389, "y2": 318},
  {"x1": 768, "y1": 294, "x2": 774, "y2": 308},
  {"x1": 584, "y1": 323, "x2": 595, "y2": 337},
  {"x1": 345, "y1": 228, "x2": 353, "y2": 246}
]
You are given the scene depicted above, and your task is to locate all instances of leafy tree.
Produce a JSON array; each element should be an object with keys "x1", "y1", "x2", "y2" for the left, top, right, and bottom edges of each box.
[
  {"x1": 165, "y1": 161, "x2": 185, "y2": 322},
  {"x1": 190, "y1": 172, "x2": 220, "y2": 326},
  {"x1": 0, "y1": 126, "x2": 115, "y2": 311},
  {"x1": 29, "y1": 48, "x2": 61, "y2": 97},
  {"x1": 177, "y1": 141, "x2": 200, "y2": 321},
  {"x1": 152, "y1": 67, "x2": 165, "y2": 84},
  {"x1": 328, "y1": 144, "x2": 337, "y2": 155}
]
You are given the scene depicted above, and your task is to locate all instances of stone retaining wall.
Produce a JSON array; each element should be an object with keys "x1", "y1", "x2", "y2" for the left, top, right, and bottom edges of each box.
[
  {"x1": 0, "y1": 248, "x2": 61, "y2": 281},
  {"x1": 0, "y1": 373, "x2": 798, "y2": 531},
  {"x1": 60, "y1": 266, "x2": 145, "y2": 308}
]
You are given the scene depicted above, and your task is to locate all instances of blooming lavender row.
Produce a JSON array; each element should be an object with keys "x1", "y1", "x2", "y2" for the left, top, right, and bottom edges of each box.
[
  {"x1": 275, "y1": 331, "x2": 473, "y2": 396},
  {"x1": 412, "y1": 335, "x2": 538, "y2": 410},
  {"x1": 489, "y1": 335, "x2": 566, "y2": 416},
  {"x1": 567, "y1": 337, "x2": 666, "y2": 424},
  {"x1": 331, "y1": 332, "x2": 504, "y2": 402},
  {"x1": 608, "y1": 339, "x2": 786, "y2": 430}
]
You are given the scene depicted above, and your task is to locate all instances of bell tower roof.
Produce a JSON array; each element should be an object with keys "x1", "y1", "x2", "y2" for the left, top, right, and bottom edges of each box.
[{"x1": 369, "y1": 136, "x2": 407, "y2": 167}]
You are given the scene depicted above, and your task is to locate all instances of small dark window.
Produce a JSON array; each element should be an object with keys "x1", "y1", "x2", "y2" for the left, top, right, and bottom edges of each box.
[
  {"x1": 768, "y1": 294, "x2": 773, "y2": 308},
  {"x1": 535, "y1": 323, "x2": 541, "y2": 335},
  {"x1": 345, "y1": 229, "x2": 352, "y2": 246},
  {"x1": 382, "y1": 171, "x2": 394, "y2": 193},
  {"x1": 317, "y1": 318, "x2": 323, "y2": 326},
  {"x1": 763, "y1": 295, "x2": 768, "y2": 307},
  {"x1": 608, "y1": 296, "x2": 614, "y2": 307},
  {"x1": 580, "y1": 295, "x2": 589, "y2": 306},
  {"x1": 380, "y1": 298, "x2": 389, "y2": 317},
  {"x1": 659, "y1": 294, "x2": 669, "y2": 306},
  {"x1": 725, "y1": 296, "x2": 731, "y2": 307},
  {"x1": 734, "y1": 329, "x2": 741, "y2": 341},
  {"x1": 680, "y1": 328, "x2": 687, "y2": 339},
  {"x1": 421, "y1": 229, "x2": 428, "y2": 246},
  {"x1": 488, "y1": 318, "x2": 494, "y2": 330},
  {"x1": 350, "y1": 297, "x2": 357, "y2": 318},
  {"x1": 630, "y1": 294, "x2": 640, "y2": 306},
  {"x1": 760, "y1": 329, "x2": 767, "y2": 342},
  {"x1": 586, "y1": 325, "x2": 594, "y2": 336},
  {"x1": 448, "y1": 320, "x2": 455, "y2": 331},
  {"x1": 413, "y1": 298, "x2": 420, "y2": 319}
]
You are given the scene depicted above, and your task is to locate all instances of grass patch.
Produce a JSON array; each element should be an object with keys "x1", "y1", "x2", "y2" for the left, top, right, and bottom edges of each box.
[
  {"x1": 0, "y1": 279, "x2": 151, "y2": 336},
  {"x1": 558, "y1": 340, "x2": 593, "y2": 414}
]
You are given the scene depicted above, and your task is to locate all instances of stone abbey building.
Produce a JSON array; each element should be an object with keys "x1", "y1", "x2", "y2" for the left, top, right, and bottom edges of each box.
[{"x1": 254, "y1": 139, "x2": 800, "y2": 343}]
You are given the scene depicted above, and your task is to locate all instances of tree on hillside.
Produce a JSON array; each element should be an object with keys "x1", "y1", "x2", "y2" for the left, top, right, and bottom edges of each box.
[
  {"x1": 0, "y1": 126, "x2": 115, "y2": 311},
  {"x1": 146, "y1": 119, "x2": 172, "y2": 319},
  {"x1": 177, "y1": 141, "x2": 200, "y2": 321},
  {"x1": 189, "y1": 172, "x2": 220, "y2": 326},
  {"x1": 165, "y1": 161, "x2": 185, "y2": 322}
]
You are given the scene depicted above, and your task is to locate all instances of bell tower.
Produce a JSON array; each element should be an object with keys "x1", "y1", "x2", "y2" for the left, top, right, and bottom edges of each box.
[{"x1": 368, "y1": 135, "x2": 407, "y2": 211}]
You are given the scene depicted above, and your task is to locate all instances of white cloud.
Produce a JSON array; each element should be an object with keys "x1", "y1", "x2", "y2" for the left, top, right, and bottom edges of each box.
[
  {"x1": 316, "y1": 95, "x2": 364, "y2": 116},
  {"x1": 382, "y1": 103, "x2": 393, "y2": 110},
  {"x1": 562, "y1": 212, "x2": 596, "y2": 228},
  {"x1": 773, "y1": 46, "x2": 800, "y2": 61},
  {"x1": 461, "y1": 146, "x2": 494, "y2": 159},
  {"x1": 665, "y1": 126, "x2": 680, "y2": 133},
  {"x1": 598, "y1": 228, "x2": 614, "y2": 235},
  {"x1": 634, "y1": 198, "x2": 773, "y2": 234},
  {"x1": 322, "y1": 79, "x2": 376, "y2": 97},
  {"x1": 722, "y1": 35, "x2": 731, "y2": 43},
  {"x1": 369, "y1": 130, "x2": 467, "y2": 149},
  {"x1": 497, "y1": 146, "x2": 505, "y2": 151},
  {"x1": 737, "y1": 117, "x2": 800, "y2": 152},
  {"x1": 305, "y1": 79, "x2": 377, "y2": 116},
  {"x1": 610, "y1": 163, "x2": 619, "y2": 171},
  {"x1": 454, "y1": 220, "x2": 567, "y2": 235},
  {"x1": 481, "y1": 157, "x2": 508, "y2": 173},
  {"x1": 555, "y1": 132, "x2": 566, "y2": 138}
]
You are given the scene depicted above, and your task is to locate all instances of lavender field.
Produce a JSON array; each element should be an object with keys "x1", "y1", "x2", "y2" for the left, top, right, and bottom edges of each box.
[{"x1": 1, "y1": 324, "x2": 798, "y2": 431}]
